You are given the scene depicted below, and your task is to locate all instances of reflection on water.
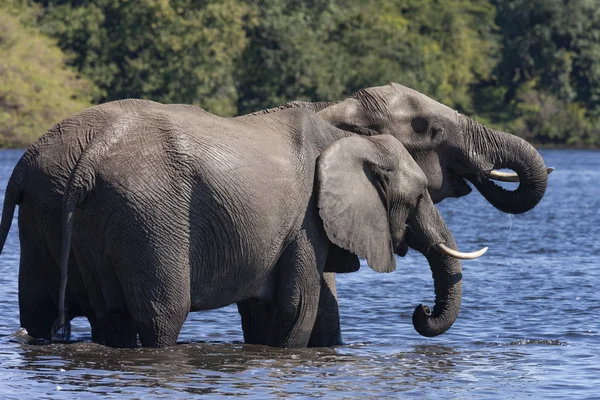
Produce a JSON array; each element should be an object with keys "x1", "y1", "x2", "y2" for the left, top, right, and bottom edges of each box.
[
  {"x1": 0, "y1": 149, "x2": 599, "y2": 398},
  {"x1": 4, "y1": 337, "x2": 592, "y2": 398}
]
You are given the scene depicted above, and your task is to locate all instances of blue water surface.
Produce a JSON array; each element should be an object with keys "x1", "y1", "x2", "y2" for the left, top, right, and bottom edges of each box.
[{"x1": 0, "y1": 148, "x2": 598, "y2": 399}]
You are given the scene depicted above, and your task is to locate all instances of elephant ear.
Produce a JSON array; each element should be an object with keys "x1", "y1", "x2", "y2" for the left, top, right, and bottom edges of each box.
[{"x1": 317, "y1": 135, "x2": 397, "y2": 273}]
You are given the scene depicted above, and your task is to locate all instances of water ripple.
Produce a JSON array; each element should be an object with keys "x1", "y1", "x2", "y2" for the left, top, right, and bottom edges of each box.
[{"x1": 0, "y1": 149, "x2": 599, "y2": 398}]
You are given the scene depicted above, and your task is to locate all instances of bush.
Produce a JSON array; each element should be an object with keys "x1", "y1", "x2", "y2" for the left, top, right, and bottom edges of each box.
[
  {"x1": 0, "y1": 2, "x2": 94, "y2": 147},
  {"x1": 512, "y1": 88, "x2": 600, "y2": 147}
]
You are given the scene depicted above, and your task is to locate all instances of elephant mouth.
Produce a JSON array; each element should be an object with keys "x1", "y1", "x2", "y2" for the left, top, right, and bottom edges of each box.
[
  {"x1": 432, "y1": 172, "x2": 472, "y2": 202},
  {"x1": 394, "y1": 240, "x2": 409, "y2": 257},
  {"x1": 453, "y1": 176, "x2": 472, "y2": 197}
]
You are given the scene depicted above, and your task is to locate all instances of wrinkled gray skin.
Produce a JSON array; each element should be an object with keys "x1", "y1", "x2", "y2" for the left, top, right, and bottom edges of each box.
[
  {"x1": 51, "y1": 100, "x2": 463, "y2": 348},
  {"x1": 0, "y1": 83, "x2": 548, "y2": 346},
  {"x1": 0, "y1": 99, "x2": 346, "y2": 346},
  {"x1": 242, "y1": 83, "x2": 549, "y2": 345}
]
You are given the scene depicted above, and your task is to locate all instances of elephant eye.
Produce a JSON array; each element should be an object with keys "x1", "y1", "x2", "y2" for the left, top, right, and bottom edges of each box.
[{"x1": 411, "y1": 116, "x2": 429, "y2": 134}]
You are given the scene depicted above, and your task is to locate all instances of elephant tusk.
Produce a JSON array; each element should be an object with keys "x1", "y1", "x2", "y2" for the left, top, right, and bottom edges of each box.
[
  {"x1": 436, "y1": 243, "x2": 488, "y2": 260},
  {"x1": 489, "y1": 167, "x2": 554, "y2": 183}
]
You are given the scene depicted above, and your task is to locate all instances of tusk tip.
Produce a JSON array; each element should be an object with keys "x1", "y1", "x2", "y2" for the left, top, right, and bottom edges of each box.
[
  {"x1": 490, "y1": 167, "x2": 553, "y2": 183},
  {"x1": 437, "y1": 243, "x2": 488, "y2": 260},
  {"x1": 489, "y1": 169, "x2": 519, "y2": 182}
]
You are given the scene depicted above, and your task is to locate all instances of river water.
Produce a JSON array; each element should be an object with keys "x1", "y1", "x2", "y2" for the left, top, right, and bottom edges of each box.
[{"x1": 0, "y1": 148, "x2": 598, "y2": 398}]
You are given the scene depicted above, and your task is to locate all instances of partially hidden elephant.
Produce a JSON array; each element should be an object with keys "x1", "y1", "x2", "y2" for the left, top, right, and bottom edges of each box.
[
  {"x1": 240, "y1": 82, "x2": 551, "y2": 346},
  {"x1": 48, "y1": 101, "x2": 486, "y2": 347}
]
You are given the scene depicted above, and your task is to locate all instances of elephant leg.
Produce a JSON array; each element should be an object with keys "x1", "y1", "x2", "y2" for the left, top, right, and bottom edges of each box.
[
  {"x1": 308, "y1": 273, "x2": 343, "y2": 347},
  {"x1": 71, "y1": 246, "x2": 137, "y2": 347},
  {"x1": 121, "y1": 257, "x2": 190, "y2": 348},
  {"x1": 270, "y1": 232, "x2": 323, "y2": 348},
  {"x1": 135, "y1": 299, "x2": 188, "y2": 348},
  {"x1": 239, "y1": 273, "x2": 342, "y2": 347},
  {"x1": 237, "y1": 299, "x2": 275, "y2": 345},
  {"x1": 18, "y1": 235, "x2": 57, "y2": 340}
]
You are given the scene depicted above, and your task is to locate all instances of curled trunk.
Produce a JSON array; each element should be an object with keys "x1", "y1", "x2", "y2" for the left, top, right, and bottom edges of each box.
[
  {"x1": 462, "y1": 116, "x2": 548, "y2": 214},
  {"x1": 409, "y1": 195, "x2": 463, "y2": 337}
]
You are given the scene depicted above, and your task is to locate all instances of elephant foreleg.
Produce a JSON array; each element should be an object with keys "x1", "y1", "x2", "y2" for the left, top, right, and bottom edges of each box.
[
  {"x1": 269, "y1": 232, "x2": 324, "y2": 348},
  {"x1": 237, "y1": 298, "x2": 275, "y2": 346},
  {"x1": 308, "y1": 272, "x2": 343, "y2": 347},
  {"x1": 238, "y1": 272, "x2": 342, "y2": 347}
]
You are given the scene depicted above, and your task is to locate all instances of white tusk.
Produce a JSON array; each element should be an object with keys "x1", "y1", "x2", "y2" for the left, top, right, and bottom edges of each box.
[
  {"x1": 436, "y1": 243, "x2": 488, "y2": 260},
  {"x1": 489, "y1": 167, "x2": 554, "y2": 183},
  {"x1": 489, "y1": 170, "x2": 520, "y2": 182}
]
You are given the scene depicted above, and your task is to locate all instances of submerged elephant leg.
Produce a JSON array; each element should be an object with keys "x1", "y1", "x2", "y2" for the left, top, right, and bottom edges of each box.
[
  {"x1": 134, "y1": 294, "x2": 189, "y2": 348},
  {"x1": 239, "y1": 273, "x2": 342, "y2": 347},
  {"x1": 18, "y1": 233, "x2": 57, "y2": 340},
  {"x1": 308, "y1": 273, "x2": 342, "y2": 347},
  {"x1": 270, "y1": 231, "x2": 324, "y2": 348},
  {"x1": 95, "y1": 266, "x2": 138, "y2": 347},
  {"x1": 69, "y1": 246, "x2": 135, "y2": 347},
  {"x1": 118, "y1": 254, "x2": 190, "y2": 348},
  {"x1": 238, "y1": 299, "x2": 275, "y2": 345}
]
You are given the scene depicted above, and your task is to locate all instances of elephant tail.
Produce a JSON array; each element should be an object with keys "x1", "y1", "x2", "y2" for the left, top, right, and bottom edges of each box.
[
  {"x1": 0, "y1": 157, "x2": 26, "y2": 255},
  {"x1": 51, "y1": 149, "x2": 96, "y2": 343}
]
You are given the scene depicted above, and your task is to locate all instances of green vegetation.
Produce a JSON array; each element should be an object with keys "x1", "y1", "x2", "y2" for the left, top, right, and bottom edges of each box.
[
  {"x1": 1, "y1": 0, "x2": 599, "y2": 147},
  {"x1": 0, "y1": 1, "x2": 94, "y2": 147}
]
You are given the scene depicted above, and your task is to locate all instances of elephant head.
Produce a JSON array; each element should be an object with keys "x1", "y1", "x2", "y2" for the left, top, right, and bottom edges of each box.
[
  {"x1": 316, "y1": 83, "x2": 549, "y2": 214},
  {"x1": 317, "y1": 135, "x2": 487, "y2": 336}
]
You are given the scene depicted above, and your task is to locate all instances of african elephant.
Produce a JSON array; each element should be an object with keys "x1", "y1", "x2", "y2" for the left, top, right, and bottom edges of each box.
[
  {"x1": 51, "y1": 101, "x2": 485, "y2": 347},
  {"x1": 239, "y1": 82, "x2": 551, "y2": 346},
  {"x1": 0, "y1": 99, "x2": 339, "y2": 344}
]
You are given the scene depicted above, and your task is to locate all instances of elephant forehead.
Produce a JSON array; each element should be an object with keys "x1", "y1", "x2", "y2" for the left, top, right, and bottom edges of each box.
[
  {"x1": 388, "y1": 83, "x2": 458, "y2": 117},
  {"x1": 399, "y1": 159, "x2": 427, "y2": 185}
]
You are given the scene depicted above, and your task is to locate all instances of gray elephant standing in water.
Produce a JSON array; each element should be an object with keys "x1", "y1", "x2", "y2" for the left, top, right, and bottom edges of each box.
[
  {"x1": 0, "y1": 99, "x2": 340, "y2": 344},
  {"x1": 51, "y1": 102, "x2": 485, "y2": 347},
  {"x1": 0, "y1": 83, "x2": 548, "y2": 346}
]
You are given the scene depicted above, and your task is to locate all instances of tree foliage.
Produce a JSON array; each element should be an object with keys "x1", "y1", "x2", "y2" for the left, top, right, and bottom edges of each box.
[
  {"x1": 237, "y1": 0, "x2": 497, "y2": 114},
  {"x1": 38, "y1": 0, "x2": 251, "y2": 116},
  {"x1": 2, "y1": 0, "x2": 600, "y2": 147},
  {"x1": 475, "y1": 0, "x2": 600, "y2": 146},
  {"x1": 0, "y1": 1, "x2": 93, "y2": 147}
]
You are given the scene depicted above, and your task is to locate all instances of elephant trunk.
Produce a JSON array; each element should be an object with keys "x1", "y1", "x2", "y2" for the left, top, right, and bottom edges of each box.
[
  {"x1": 409, "y1": 195, "x2": 463, "y2": 337},
  {"x1": 461, "y1": 116, "x2": 548, "y2": 214}
]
